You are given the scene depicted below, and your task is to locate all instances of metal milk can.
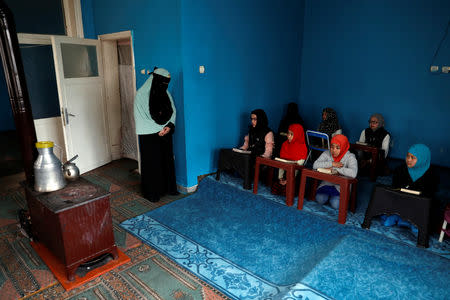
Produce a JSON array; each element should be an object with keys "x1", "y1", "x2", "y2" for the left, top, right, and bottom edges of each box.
[{"x1": 34, "y1": 141, "x2": 67, "y2": 192}]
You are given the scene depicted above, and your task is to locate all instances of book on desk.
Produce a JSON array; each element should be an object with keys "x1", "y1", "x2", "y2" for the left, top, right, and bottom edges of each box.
[
  {"x1": 274, "y1": 157, "x2": 297, "y2": 164},
  {"x1": 232, "y1": 148, "x2": 251, "y2": 154},
  {"x1": 400, "y1": 188, "x2": 421, "y2": 195},
  {"x1": 317, "y1": 168, "x2": 338, "y2": 175}
]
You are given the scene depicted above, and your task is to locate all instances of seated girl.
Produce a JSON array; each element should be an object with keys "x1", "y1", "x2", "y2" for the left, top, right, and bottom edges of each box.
[
  {"x1": 312, "y1": 134, "x2": 358, "y2": 209},
  {"x1": 318, "y1": 107, "x2": 342, "y2": 138},
  {"x1": 240, "y1": 109, "x2": 274, "y2": 158},
  {"x1": 359, "y1": 113, "x2": 390, "y2": 157},
  {"x1": 271, "y1": 124, "x2": 307, "y2": 195},
  {"x1": 357, "y1": 113, "x2": 390, "y2": 175},
  {"x1": 274, "y1": 102, "x2": 305, "y2": 157},
  {"x1": 381, "y1": 144, "x2": 438, "y2": 231}
]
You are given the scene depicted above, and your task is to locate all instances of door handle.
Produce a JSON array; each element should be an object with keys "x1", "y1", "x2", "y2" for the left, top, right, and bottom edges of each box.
[{"x1": 64, "y1": 108, "x2": 76, "y2": 125}]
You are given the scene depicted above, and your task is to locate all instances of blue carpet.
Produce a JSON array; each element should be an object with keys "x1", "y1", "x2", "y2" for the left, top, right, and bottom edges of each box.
[
  {"x1": 219, "y1": 172, "x2": 450, "y2": 259},
  {"x1": 121, "y1": 176, "x2": 450, "y2": 300}
]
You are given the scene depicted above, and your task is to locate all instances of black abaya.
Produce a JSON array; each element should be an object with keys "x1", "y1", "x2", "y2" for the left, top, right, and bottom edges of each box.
[{"x1": 139, "y1": 132, "x2": 177, "y2": 201}]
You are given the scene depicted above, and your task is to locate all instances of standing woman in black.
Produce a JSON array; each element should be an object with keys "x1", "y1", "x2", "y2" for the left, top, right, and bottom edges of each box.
[{"x1": 134, "y1": 68, "x2": 178, "y2": 202}]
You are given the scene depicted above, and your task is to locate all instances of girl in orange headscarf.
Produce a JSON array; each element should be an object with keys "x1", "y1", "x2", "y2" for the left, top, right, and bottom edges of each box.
[
  {"x1": 312, "y1": 134, "x2": 358, "y2": 209},
  {"x1": 271, "y1": 124, "x2": 307, "y2": 195}
]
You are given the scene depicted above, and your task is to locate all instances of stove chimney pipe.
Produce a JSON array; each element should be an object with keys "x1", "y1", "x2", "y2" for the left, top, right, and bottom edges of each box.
[{"x1": 0, "y1": 0, "x2": 37, "y2": 184}]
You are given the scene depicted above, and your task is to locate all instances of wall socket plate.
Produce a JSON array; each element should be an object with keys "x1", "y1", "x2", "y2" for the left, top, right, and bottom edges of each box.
[
  {"x1": 442, "y1": 66, "x2": 450, "y2": 74},
  {"x1": 430, "y1": 66, "x2": 439, "y2": 72}
]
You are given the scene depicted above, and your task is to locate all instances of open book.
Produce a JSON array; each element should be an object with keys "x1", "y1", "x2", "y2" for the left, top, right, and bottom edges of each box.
[
  {"x1": 274, "y1": 157, "x2": 297, "y2": 164},
  {"x1": 232, "y1": 148, "x2": 251, "y2": 154},
  {"x1": 400, "y1": 188, "x2": 421, "y2": 195},
  {"x1": 317, "y1": 168, "x2": 338, "y2": 175},
  {"x1": 355, "y1": 141, "x2": 368, "y2": 146}
]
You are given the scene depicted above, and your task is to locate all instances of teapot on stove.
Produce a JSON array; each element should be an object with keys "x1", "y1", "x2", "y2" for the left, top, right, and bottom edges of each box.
[{"x1": 63, "y1": 155, "x2": 80, "y2": 181}]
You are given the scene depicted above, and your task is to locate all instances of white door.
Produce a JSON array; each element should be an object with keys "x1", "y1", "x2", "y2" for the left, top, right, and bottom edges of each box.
[{"x1": 51, "y1": 36, "x2": 111, "y2": 174}]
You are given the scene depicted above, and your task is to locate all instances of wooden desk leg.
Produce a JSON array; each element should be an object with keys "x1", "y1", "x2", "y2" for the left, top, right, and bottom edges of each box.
[
  {"x1": 350, "y1": 182, "x2": 357, "y2": 213},
  {"x1": 285, "y1": 166, "x2": 294, "y2": 207},
  {"x1": 297, "y1": 173, "x2": 307, "y2": 210},
  {"x1": 338, "y1": 183, "x2": 349, "y2": 224},
  {"x1": 370, "y1": 151, "x2": 378, "y2": 181},
  {"x1": 253, "y1": 160, "x2": 260, "y2": 194},
  {"x1": 309, "y1": 179, "x2": 318, "y2": 201}
]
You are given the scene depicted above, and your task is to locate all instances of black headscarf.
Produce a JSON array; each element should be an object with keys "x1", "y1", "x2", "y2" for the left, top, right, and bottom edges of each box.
[
  {"x1": 274, "y1": 102, "x2": 304, "y2": 157},
  {"x1": 318, "y1": 107, "x2": 341, "y2": 138},
  {"x1": 149, "y1": 69, "x2": 173, "y2": 125},
  {"x1": 248, "y1": 109, "x2": 271, "y2": 156},
  {"x1": 278, "y1": 102, "x2": 304, "y2": 134}
]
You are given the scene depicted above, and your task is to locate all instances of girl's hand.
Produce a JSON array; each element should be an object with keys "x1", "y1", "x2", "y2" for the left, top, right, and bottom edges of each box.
[{"x1": 332, "y1": 161, "x2": 343, "y2": 168}]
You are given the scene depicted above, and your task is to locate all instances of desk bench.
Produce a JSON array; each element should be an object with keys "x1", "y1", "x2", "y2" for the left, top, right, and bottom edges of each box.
[
  {"x1": 298, "y1": 168, "x2": 358, "y2": 224},
  {"x1": 253, "y1": 157, "x2": 304, "y2": 206},
  {"x1": 350, "y1": 143, "x2": 384, "y2": 181}
]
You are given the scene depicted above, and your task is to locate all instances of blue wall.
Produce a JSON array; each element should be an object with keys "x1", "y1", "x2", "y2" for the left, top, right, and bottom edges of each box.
[
  {"x1": 87, "y1": 0, "x2": 188, "y2": 186},
  {"x1": 87, "y1": 0, "x2": 305, "y2": 187},
  {"x1": 180, "y1": 0, "x2": 305, "y2": 186},
  {"x1": 299, "y1": 0, "x2": 450, "y2": 167}
]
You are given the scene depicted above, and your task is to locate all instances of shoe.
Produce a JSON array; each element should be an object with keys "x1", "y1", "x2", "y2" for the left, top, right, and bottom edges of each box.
[{"x1": 383, "y1": 215, "x2": 400, "y2": 227}]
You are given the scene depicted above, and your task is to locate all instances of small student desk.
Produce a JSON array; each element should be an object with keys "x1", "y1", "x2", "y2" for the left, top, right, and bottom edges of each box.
[
  {"x1": 253, "y1": 157, "x2": 304, "y2": 206},
  {"x1": 350, "y1": 143, "x2": 383, "y2": 181},
  {"x1": 216, "y1": 149, "x2": 253, "y2": 190},
  {"x1": 362, "y1": 185, "x2": 432, "y2": 248},
  {"x1": 297, "y1": 168, "x2": 358, "y2": 224}
]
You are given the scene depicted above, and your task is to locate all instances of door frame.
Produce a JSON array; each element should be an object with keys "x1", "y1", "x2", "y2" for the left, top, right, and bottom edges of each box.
[{"x1": 98, "y1": 31, "x2": 138, "y2": 162}]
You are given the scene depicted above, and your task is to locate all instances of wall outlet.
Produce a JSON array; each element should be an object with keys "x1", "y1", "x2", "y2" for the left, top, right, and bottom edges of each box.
[
  {"x1": 430, "y1": 65, "x2": 439, "y2": 72},
  {"x1": 442, "y1": 66, "x2": 450, "y2": 74}
]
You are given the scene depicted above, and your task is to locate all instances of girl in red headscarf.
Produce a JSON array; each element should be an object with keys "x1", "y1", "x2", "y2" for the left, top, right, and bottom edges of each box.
[
  {"x1": 271, "y1": 124, "x2": 307, "y2": 195},
  {"x1": 312, "y1": 134, "x2": 358, "y2": 209}
]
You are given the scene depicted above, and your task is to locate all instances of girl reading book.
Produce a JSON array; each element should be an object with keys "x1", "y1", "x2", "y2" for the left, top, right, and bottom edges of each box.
[
  {"x1": 240, "y1": 109, "x2": 274, "y2": 158},
  {"x1": 381, "y1": 144, "x2": 438, "y2": 231},
  {"x1": 271, "y1": 124, "x2": 307, "y2": 195},
  {"x1": 312, "y1": 134, "x2": 358, "y2": 209}
]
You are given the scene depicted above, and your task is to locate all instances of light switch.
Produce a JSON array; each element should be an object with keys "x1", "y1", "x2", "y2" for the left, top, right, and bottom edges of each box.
[
  {"x1": 140, "y1": 69, "x2": 146, "y2": 75},
  {"x1": 199, "y1": 65, "x2": 205, "y2": 74}
]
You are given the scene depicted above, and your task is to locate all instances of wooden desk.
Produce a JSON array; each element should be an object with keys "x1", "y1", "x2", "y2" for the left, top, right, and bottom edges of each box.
[
  {"x1": 297, "y1": 168, "x2": 358, "y2": 224},
  {"x1": 24, "y1": 178, "x2": 118, "y2": 281},
  {"x1": 350, "y1": 143, "x2": 383, "y2": 181},
  {"x1": 253, "y1": 157, "x2": 304, "y2": 206},
  {"x1": 216, "y1": 149, "x2": 253, "y2": 190},
  {"x1": 362, "y1": 185, "x2": 431, "y2": 248}
]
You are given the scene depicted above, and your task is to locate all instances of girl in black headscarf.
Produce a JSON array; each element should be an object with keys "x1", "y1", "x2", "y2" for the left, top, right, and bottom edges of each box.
[
  {"x1": 240, "y1": 109, "x2": 274, "y2": 158},
  {"x1": 275, "y1": 102, "x2": 305, "y2": 157},
  {"x1": 318, "y1": 107, "x2": 342, "y2": 139}
]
